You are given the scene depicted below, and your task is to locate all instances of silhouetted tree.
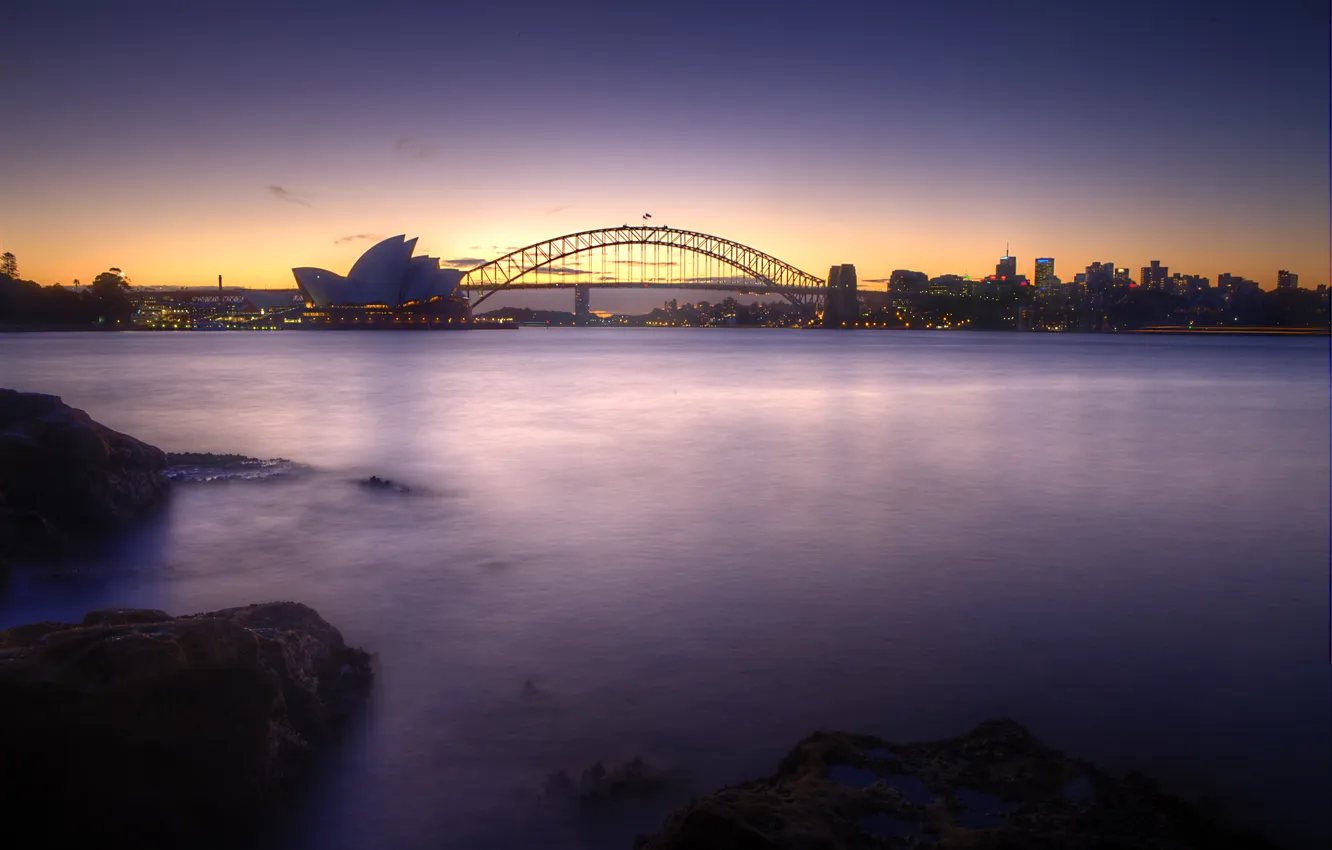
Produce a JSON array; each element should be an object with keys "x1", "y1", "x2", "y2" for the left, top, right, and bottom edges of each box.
[
  {"x1": 90, "y1": 268, "x2": 134, "y2": 325},
  {"x1": 0, "y1": 252, "x2": 17, "y2": 278}
]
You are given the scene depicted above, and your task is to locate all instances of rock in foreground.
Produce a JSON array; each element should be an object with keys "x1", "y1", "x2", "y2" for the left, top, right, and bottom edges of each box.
[
  {"x1": 0, "y1": 601, "x2": 372, "y2": 849},
  {"x1": 638, "y1": 719, "x2": 1275, "y2": 849},
  {"x1": 0, "y1": 388, "x2": 168, "y2": 559}
]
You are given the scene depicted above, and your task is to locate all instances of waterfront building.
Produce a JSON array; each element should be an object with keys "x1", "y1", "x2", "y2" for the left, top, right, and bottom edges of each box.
[
  {"x1": 1114, "y1": 267, "x2": 1132, "y2": 282},
  {"x1": 1169, "y1": 274, "x2": 1209, "y2": 297},
  {"x1": 996, "y1": 253, "x2": 1017, "y2": 279},
  {"x1": 1217, "y1": 273, "x2": 1261, "y2": 296},
  {"x1": 292, "y1": 235, "x2": 464, "y2": 308},
  {"x1": 926, "y1": 274, "x2": 966, "y2": 295},
  {"x1": 1085, "y1": 262, "x2": 1115, "y2": 292},
  {"x1": 130, "y1": 288, "x2": 305, "y2": 329},
  {"x1": 1277, "y1": 270, "x2": 1299, "y2": 290},
  {"x1": 289, "y1": 235, "x2": 471, "y2": 327},
  {"x1": 1139, "y1": 260, "x2": 1168, "y2": 291},
  {"x1": 888, "y1": 270, "x2": 929, "y2": 292}
]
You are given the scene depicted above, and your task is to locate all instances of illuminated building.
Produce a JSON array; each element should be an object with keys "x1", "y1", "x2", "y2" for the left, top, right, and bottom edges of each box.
[
  {"x1": 130, "y1": 288, "x2": 304, "y2": 329},
  {"x1": 1034, "y1": 258, "x2": 1055, "y2": 292},
  {"x1": 996, "y1": 253, "x2": 1017, "y2": 279},
  {"x1": 888, "y1": 270, "x2": 929, "y2": 292},
  {"x1": 289, "y1": 234, "x2": 472, "y2": 327},
  {"x1": 1276, "y1": 270, "x2": 1298, "y2": 290},
  {"x1": 574, "y1": 285, "x2": 591, "y2": 325},
  {"x1": 292, "y1": 235, "x2": 463, "y2": 308},
  {"x1": 1217, "y1": 273, "x2": 1260, "y2": 295},
  {"x1": 1139, "y1": 260, "x2": 1168, "y2": 291},
  {"x1": 926, "y1": 274, "x2": 966, "y2": 295},
  {"x1": 1083, "y1": 262, "x2": 1115, "y2": 292},
  {"x1": 1169, "y1": 274, "x2": 1209, "y2": 297}
]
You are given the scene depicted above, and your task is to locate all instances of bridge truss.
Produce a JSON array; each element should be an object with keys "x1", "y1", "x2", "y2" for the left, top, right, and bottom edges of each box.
[{"x1": 458, "y1": 226, "x2": 826, "y2": 311}]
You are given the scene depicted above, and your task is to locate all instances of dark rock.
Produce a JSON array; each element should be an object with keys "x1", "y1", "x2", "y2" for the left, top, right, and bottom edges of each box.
[
  {"x1": 166, "y1": 451, "x2": 266, "y2": 467},
  {"x1": 0, "y1": 601, "x2": 373, "y2": 849},
  {"x1": 360, "y1": 475, "x2": 411, "y2": 493},
  {"x1": 638, "y1": 719, "x2": 1278, "y2": 850},
  {"x1": 81, "y1": 607, "x2": 174, "y2": 627},
  {"x1": 544, "y1": 756, "x2": 680, "y2": 809},
  {"x1": 0, "y1": 388, "x2": 168, "y2": 560}
]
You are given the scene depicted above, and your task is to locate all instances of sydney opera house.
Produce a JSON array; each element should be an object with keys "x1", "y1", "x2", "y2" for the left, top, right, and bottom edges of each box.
[{"x1": 290, "y1": 235, "x2": 473, "y2": 326}]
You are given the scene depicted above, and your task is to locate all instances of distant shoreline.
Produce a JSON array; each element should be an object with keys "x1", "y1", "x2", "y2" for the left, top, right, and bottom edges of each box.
[
  {"x1": 1126, "y1": 326, "x2": 1329, "y2": 336},
  {"x1": 2, "y1": 324, "x2": 1326, "y2": 336}
]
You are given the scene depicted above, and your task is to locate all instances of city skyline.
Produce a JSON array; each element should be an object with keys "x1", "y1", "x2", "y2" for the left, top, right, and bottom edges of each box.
[{"x1": 2, "y1": 1, "x2": 1327, "y2": 293}]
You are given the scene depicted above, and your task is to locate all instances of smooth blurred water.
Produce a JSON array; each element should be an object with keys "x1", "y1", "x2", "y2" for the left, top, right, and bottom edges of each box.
[{"x1": 1, "y1": 330, "x2": 1328, "y2": 848}]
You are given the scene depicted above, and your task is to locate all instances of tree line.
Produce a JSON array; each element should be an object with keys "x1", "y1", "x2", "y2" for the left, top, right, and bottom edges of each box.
[{"x1": 0, "y1": 253, "x2": 134, "y2": 327}]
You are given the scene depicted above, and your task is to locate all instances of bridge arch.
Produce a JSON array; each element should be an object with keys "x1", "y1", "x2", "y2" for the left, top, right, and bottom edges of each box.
[{"x1": 458, "y1": 226, "x2": 825, "y2": 311}]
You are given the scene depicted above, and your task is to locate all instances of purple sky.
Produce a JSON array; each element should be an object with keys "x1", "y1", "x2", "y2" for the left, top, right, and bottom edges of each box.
[{"x1": 2, "y1": 0, "x2": 1327, "y2": 306}]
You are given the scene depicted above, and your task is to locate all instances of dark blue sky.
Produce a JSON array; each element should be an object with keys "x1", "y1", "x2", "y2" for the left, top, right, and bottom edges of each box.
[{"x1": 3, "y1": 0, "x2": 1327, "y2": 290}]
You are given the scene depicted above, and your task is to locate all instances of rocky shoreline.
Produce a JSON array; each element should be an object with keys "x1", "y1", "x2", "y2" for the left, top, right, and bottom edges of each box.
[
  {"x1": 0, "y1": 601, "x2": 372, "y2": 848},
  {"x1": 636, "y1": 719, "x2": 1277, "y2": 849},
  {"x1": 0, "y1": 388, "x2": 169, "y2": 564}
]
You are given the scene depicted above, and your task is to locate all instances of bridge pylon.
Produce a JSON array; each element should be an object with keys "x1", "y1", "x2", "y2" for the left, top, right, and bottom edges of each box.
[{"x1": 822, "y1": 264, "x2": 859, "y2": 327}]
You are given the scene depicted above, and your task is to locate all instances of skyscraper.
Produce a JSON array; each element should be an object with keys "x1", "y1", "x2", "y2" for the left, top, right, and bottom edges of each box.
[
  {"x1": 996, "y1": 253, "x2": 1017, "y2": 279},
  {"x1": 1034, "y1": 258, "x2": 1055, "y2": 291},
  {"x1": 1139, "y1": 260, "x2": 1168, "y2": 290},
  {"x1": 1277, "y1": 270, "x2": 1299, "y2": 290},
  {"x1": 573, "y1": 284, "x2": 590, "y2": 325},
  {"x1": 1170, "y1": 274, "x2": 1209, "y2": 297},
  {"x1": 1085, "y1": 262, "x2": 1115, "y2": 292}
]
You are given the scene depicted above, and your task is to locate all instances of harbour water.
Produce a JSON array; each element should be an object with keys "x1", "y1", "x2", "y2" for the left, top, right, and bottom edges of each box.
[{"x1": 1, "y1": 330, "x2": 1327, "y2": 848}]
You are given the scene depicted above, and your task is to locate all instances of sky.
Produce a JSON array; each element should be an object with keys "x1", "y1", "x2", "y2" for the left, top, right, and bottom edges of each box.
[{"x1": 2, "y1": 0, "x2": 1328, "y2": 306}]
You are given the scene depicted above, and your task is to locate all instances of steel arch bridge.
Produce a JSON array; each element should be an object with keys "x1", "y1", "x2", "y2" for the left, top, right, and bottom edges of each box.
[{"x1": 458, "y1": 226, "x2": 826, "y2": 311}]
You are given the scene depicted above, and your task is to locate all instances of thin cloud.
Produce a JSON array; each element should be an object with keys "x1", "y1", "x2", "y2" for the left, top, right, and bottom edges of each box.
[
  {"x1": 524, "y1": 266, "x2": 583, "y2": 276},
  {"x1": 441, "y1": 257, "x2": 488, "y2": 269},
  {"x1": 334, "y1": 233, "x2": 383, "y2": 246},
  {"x1": 266, "y1": 185, "x2": 311, "y2": 207},
  {"x1": 395, "y1": 135, "x2": 436, "y2": 160},
  {"x1": 546, "y1": 205, "x2": 573, "y2": 215}
]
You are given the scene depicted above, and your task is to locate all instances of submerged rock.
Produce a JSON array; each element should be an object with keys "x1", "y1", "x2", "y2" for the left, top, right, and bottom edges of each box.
[
  {"x1": 637, "y1": 719, "x2": 1276, "y2": 849},
  {"x1": 0, "y1": 601, "x2": 373, "y2": 848},
  {"x1": 0, "y1": 388, "x2": 168, "y2": 559},
  {"x1": 544, "y1": 756, "x2": 681, "y2": 808},
  {"x1": 360, "y1": 474, "x2": 411, "y2": 493}
]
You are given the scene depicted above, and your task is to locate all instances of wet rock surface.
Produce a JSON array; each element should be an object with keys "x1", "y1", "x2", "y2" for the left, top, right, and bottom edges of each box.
[
  {"x1": 0, "y1": 601, "x2": 373, "y2": 849},
  {"x1": 0, "y1": 388, "x2": 168, "y2": 560},
  {"x1": 166, "y1": 451, "x2": 301, "y2": 483},
  {"x1": 637, "y1": 719, "x2": 1276, "y2": 849}
]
